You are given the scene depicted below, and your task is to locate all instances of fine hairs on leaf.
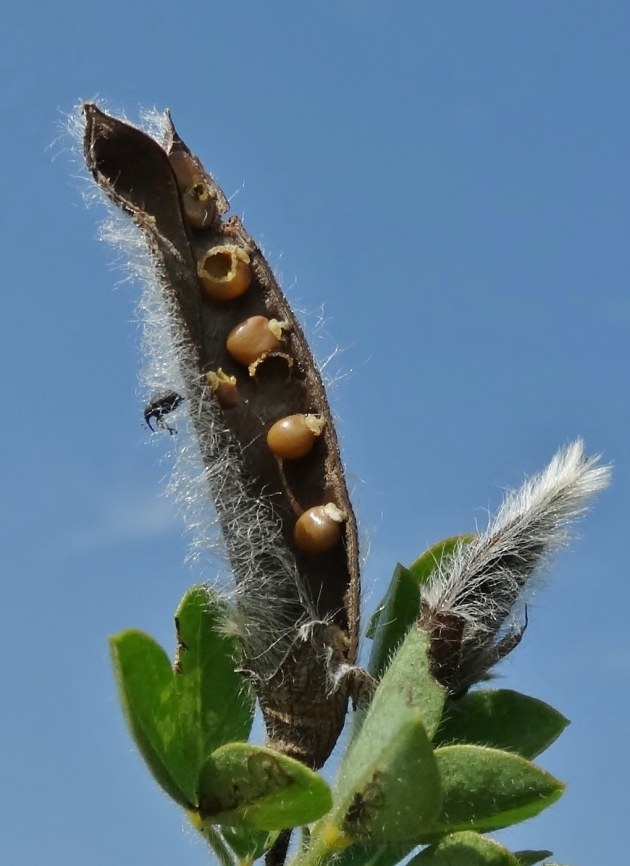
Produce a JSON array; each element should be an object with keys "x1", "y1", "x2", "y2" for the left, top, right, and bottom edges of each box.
[{"x1": 419, "y1": 440, "x2": 610, "y2": 696}]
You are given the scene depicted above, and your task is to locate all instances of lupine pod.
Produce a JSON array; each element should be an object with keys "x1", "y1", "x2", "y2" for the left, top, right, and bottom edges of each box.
[{"x1": 83, "y1": 104, "x2": 361, "y2": 770}]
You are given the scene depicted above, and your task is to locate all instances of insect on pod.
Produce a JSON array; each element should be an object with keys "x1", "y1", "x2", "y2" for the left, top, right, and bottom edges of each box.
[{"x1": 143, "y1": 391, "x2": 183, "y2": 433}]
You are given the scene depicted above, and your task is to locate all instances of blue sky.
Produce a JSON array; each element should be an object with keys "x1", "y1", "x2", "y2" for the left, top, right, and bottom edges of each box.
[{"x1": 3, "y1": 2, "x2": 629, "y2": 863}]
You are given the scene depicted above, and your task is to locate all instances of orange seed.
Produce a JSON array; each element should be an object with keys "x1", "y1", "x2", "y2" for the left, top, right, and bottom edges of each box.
[
  {"x1": 226, "y1": 316, "x2": 288, "y2": 371},
  {"x1": 267, "y1": 414, "x2": 325, "y2": 460},
  {"x1": 293, "y1": 503, "x2": 346, "y2": 554},
  {"x1": 197, "y1": 245, "x2": 251, "y2": 301},
  {"x1": 206, "y1": 369, "x2": 240, "y2": 410}
]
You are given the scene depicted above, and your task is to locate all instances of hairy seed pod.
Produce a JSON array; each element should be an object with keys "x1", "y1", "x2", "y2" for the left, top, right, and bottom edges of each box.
[
  {"x1": 294, "y1": 503, "x2": 346, "y2": 554},
  {"x1": 267, "y1": 414, "x2": 325, "y2": 460},
  {"x1": 83, "y1": 104, "x2": 362, "y2": 777},
  {"x1": 206, "y1": 368, "x2": 240, "y2": 410},
  {"x1": 197, "y1": 245, "x2": 252, "y2": 301},
  {"x1": 226, "y1": 316, "x2": 288, "y2": 370}
]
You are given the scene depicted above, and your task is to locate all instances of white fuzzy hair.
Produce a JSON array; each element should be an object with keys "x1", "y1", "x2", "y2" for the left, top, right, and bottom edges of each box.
[{"x1": 423, "y1": 439, "x2": 610, "y2": 633}]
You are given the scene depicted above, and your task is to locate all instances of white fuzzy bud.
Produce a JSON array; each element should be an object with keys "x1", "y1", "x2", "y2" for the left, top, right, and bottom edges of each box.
[{"x1": 421, "y1": 440, "x2": 611, "y2": 695}]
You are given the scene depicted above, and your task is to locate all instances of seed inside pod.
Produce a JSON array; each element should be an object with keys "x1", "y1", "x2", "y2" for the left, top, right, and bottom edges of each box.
[
  {"x1": 206, "y1": 368, "x2": 240, "y2": 410},
  {"x1": 197, "y1": 244, "x2": 252, "y2": 301},
  {"x1": 267, "y1": 414, "x2": 325, "y2": 460},
  {"x1": 182, "y1": 183, "x2": 216, "y2": 229},
  {"x1": 168, "y1": 150, "x2": 217, "y2": 229},
  {"x1": 197, "y1": 245, "x2": 251, "y2": 301},
  {"x1": 226, "y1": 316, "x2": 288, "y2": 370},
  {"x1": 294, "y1": 503, "x2": 346, "y2": 554}
]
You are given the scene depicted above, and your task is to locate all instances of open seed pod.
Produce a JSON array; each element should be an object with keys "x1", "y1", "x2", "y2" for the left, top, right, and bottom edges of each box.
[{"x1": 83, "y1": 104, "x2": 361, "y2": 771}]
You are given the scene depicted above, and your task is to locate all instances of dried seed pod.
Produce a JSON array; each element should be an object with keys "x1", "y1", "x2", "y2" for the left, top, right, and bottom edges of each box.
[
  {"x1": 206, "y1": 368, "x2": 240, "y2": 410},
  {"x1": 267, "y1": 414, "x2": 325, "y2": 460},
  {"x1": 294, "y1": 503, "x2": 346, "y2": 554},
  {"x1": 82, "y1": 104, "x2": 361, "y2": 775},
  {"x1": 197, "y1": 244, "x2": 251, "y2": 301},
  {"x1": 168, "y1": 150, "x2": 217, "y2": 229},
  {"x1": 226, "y1": 316, "x2": 288, "y2": 370}
]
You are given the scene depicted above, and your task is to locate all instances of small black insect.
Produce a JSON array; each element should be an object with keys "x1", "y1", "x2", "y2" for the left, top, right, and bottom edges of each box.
[{"x1": 143, "y1": 391, "x2": 183, "y2": 434}]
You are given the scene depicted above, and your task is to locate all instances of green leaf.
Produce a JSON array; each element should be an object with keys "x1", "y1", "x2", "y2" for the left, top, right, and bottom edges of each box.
[
  {"x1": 221, "y1": 825, "x2": 278, "y2": 860},
  {"x1": 173, "y1": 586, "x2": 254, "y2": 756},
  {"x1": 110, "y1": 586, "x2": 254, "y2": 807},
  {"x1": 410, "y1": 831, "x2": 520, "y2": 865},
  {"x1": 188, "y1": 820, "x2": 236, "y2": 866},
  {"x1": 341, "y1": 718, "x2": 439, "y2": 841},
  {"x1": 513, "y1": 851, "x2": 553, "y2": 866},
  {"x1": 427, "y1": 745, "x2": 565, "y2": 836},
  {"x1": 434, "y1": 690, "x2": 569, "y2": 759},
  {"x1": 376, "y1": 626, "x2": 446, "y2": 740},
  {"x1": 110, "y1": 630, "x2": 194, "y2": 807},
  {"x1": 330, "y1": 842, "x2": 416, "y2": 866},
  {"x1": 366, "y1": 536, "x2": 474, "y2": 679},
  {"x1": 366, "y1": 564, "x2": 422, "y2": 679},
  {"x1": 366, "y1": 563, "x2": 419, "y2": 641},
  {"x1": 196, "y1": 743, "x2": 332, "y2": 830},
  {"x1": 321, "y1": 628, "x2": 444, "y2": 844},
  {"x1": 408, "y1": 535, "x2": 475, "y2": 585}
]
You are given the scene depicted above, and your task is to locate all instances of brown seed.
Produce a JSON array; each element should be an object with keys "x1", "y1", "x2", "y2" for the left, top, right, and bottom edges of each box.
[
  {"x1": 293, "y1": 504, "x2": 346, "y2": 554},
  {"x1": 182, "y1": 183, "x2": 216, "y2": 229},
  {"x1": 267, "y1": 414, "x2": 325, "y2": 460},
  {"x1": 226, "y1": 316, "x2": 288, "y2": 370},
  {"x1": 168, "y1": 150, "x2": 217, "y2": 229},
  {"x1": 206, "y1": 369, "x2": 240, "y2": 410},
  {"x1": 197, "y1": 245, "x2": 251, "y2": 301}
]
